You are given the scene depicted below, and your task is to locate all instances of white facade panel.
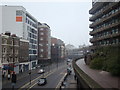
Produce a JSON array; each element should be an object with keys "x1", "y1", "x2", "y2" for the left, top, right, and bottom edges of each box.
[
  {"x1": 0, "y1": 6, "x2": 2, "y2": 34},
  {"x1": 1, "y1": 6, "x2": 27, "y2": 39}
]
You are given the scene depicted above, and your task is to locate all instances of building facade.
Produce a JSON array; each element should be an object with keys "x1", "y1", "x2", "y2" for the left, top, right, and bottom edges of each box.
[
  {"x1": 1, "y1": 32, "x2": 20, "y2": 75},
  {"x1": 19, "y1": 38, "x2": 29, "y2": 72},
  {"x1": 57, "y1": 39, "x2": 65, "y2": 60},
  {"x1": 38, "y1": 23, "x2": 51, "y2": 64},
  {"x1": 89, "y1": 2, "x2": 120, "y2": 51},
  {"x1": 0, "y1": 5, "x2": 38, "y2": 69},
  {"x1": 51, "y1": 37, "x2": 65, "y2": 63},
  {"x1": 0, "y1": 34, "x2": 2, "y2": 69}
]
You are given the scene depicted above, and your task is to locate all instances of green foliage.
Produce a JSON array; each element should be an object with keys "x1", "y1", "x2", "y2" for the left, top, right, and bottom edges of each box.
[
  {"x1": 106, "y1": 54, "x2": 120, "y2": 76},
  {"x1": 90, "y1": 45, "x2": 120, "y2": 76},
  {"x1": 90, "y1": 58, "x2": 104, "y2": 70}
]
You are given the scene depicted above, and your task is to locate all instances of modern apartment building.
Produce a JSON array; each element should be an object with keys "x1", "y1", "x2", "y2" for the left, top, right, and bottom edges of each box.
[
  {"x1": 38, "y1": 23, "x2": 51, "y2": 64},
  {"x1": 89, "y1": 2, "x2": 120, "y2": 51},
  {"x1": 0, "y1": 5, "x2": 38, "y2": 69}
]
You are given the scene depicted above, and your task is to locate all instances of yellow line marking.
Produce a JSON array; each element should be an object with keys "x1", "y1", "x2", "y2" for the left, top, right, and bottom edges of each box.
[
  {"x1": 19, "y1": 65, "x2": 66, "y2": 90},
  {"x1": 18, "y1": 70, "x2": 55, "y2": 90},
  {"x1": 28, "y1": 70, "x2": 55, "y2": 90}
]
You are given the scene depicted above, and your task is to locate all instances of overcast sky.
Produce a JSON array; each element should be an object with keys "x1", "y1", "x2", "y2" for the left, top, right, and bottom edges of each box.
[{"x1": 1, "y1": 1, "x2": 92, "y2": 48}]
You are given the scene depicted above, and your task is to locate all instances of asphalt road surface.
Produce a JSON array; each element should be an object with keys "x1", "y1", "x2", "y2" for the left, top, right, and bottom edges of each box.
[{"x1": 2, "y1": 60, "x2": 67, "y2": 89}]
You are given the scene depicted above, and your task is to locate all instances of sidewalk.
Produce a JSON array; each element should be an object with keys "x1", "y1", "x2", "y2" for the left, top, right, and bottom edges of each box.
[
  {"x1": 65, "y1": 70, "x2": 77, "y2": 89},
  {"x1": 2, "y1": 67, "x2": 40, "y2": 86},
  {"x1": 76, "y1": 59, "x2": 120, "y2": 89}
]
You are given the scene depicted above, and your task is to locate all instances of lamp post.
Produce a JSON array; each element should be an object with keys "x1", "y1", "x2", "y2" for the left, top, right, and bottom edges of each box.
[
  {"x1": 11, "y1": 36, "x2": 16, "y2": 90},
  {"x1": 29, "y1": 55, "x2": 31, "y2": 85}
]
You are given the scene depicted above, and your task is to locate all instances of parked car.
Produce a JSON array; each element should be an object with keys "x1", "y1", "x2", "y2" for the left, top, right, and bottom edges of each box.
[
  {"x1": 67, "y1": 67, "x2": 72, "y2": 75},
  {"x1": 37, "y1": 78, "x2": 47, "y2": 86},
  {"x1": 32, "y1": 67, "x2": 36, "y2": 70},
  {"x1": 38, "y1": 69, "x2": 45, "y2": 74}
]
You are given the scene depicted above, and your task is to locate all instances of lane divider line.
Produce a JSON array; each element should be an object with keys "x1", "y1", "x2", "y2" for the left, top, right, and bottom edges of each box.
[
  {"x1": 18, "y1": 65, "x2": 66, "y2": 90},
  {"x1": 28, "y1": 70, "x2": 55, "y2": 89},
  {"x1": 18, "y1": 70, "x2": 55, "y2": 90}
]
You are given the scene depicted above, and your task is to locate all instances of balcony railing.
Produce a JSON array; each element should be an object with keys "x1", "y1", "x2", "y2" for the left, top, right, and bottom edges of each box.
[
  {"x1": 90, "y1": 32, "x2": 120, "y2": 43},
  {"x1": 89, "y1": 3, "x2": 118, "y2": 21},
  {"x1": 90, "y1": 20, "x2": 120, "y2": 35}
]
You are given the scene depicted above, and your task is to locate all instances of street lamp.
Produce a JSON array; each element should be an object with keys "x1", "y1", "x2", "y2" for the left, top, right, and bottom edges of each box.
[
  {"x1": 11, "y1": 36, "x2": 17, "y2": 90},
  {"x1": 29, "y1": 55, "x2": 31, "y2": 85}
]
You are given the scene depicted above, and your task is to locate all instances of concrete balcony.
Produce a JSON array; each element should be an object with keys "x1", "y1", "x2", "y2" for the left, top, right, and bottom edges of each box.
[
  {"x1": 89, "y1": 3, "x2": 118, "y2": 21},
  {"x1": 90, "y1": 32, "x2": 120, "y2": 43},
  {"x1": 90, "y1": 21, "x2": 120, "y2": 35}
]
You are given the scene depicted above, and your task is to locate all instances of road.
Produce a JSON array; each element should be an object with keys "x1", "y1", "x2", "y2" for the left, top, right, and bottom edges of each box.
[
  {"x1": 2, "y1": 60, "x2": 67, "y2": 89},
  {"x1": 28, "y1": 64, "x2": 67, "y2": 89}
]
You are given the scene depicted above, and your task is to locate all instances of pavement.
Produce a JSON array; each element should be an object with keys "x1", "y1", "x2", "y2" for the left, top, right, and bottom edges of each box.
[
  {"x1": 59, "y1": 66, "x2": 77, "y2": 89},
  {"x1": 65, "y1": 70, "x2": 77, "y2": 89},
  {"x1": 76, "y1": 58, "x2": 120, "y2": 89},
  {"x1": 2, "y1": 67, "x2": 39, "y2": 86}
]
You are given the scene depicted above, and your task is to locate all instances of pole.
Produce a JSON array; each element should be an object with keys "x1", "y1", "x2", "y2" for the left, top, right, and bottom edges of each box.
[
  {"x1": 12, "y1": 36, "x2": 17, "y2": 90},
  {"x1": 12, "y1": 37, "x2": 15, "y2": 90},
  {"x1": 29, "y1": 55, "x2": 31, "y2": 85},
  {"x1": 13, "y1": 37, "x2": 15, "y2": 72}
]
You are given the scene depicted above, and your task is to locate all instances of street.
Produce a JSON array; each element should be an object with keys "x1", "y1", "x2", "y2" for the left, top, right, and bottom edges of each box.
[{"x1": 2, "y1": 61, "x2": 68, "y2": 89}]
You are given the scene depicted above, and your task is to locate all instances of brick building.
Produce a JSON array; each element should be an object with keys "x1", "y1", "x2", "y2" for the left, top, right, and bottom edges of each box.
[{"x1": 38, "y1": 23, "x2": 51, "y2": 64}]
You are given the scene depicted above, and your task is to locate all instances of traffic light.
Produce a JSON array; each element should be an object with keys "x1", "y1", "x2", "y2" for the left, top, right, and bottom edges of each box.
[{"x1": 11, "y1": 73, "x2": 17, "y2": 83}]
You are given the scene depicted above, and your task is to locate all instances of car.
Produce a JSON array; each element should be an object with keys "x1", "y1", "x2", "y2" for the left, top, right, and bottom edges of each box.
[
  {"x1": 67, "y1": 67, "x2": 72, "y2": 75},
  {"x1": 37, "y1": 65, "x2": 41, "y2": 68},
  {"x1": 67, "y1": 59, "x2": 71, "y2": 62},
  {"x1": 37, "y1": 78, "x2": 47, "y2": 86},
  {"x1": 38, "y1": 69, "x2": 45, "y2": 74},
  {"x1": 32, "y1": 67, "x2": 36, "y2": 70}
]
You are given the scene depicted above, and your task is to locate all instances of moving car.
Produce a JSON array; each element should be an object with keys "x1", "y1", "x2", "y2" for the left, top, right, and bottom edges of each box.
[
  {"x1": 38, "y1": 69, "x2": 45, "y2": 74},
  {"x1": 37, "y1": 78, "x2": 47, "y2": 86}
]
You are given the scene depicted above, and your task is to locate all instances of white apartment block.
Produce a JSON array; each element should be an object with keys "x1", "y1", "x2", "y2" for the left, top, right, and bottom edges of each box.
[{"x1": 0, "y1": 5, "x2": 38, "y2": 69}]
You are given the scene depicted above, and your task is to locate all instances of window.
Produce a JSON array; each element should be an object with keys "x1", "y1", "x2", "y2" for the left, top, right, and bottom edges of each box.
[
  {"x1": 33, "y1": 50, "x2": 37, "y2": 54},
  {"x1": 3, "y1": 48, "x2": 6, "y2": 53},
  {"x1": 16, "y1": 10, "x2": 22, "y2": 16},
  {"x1": 116, "y1": 39, "x2": 119, "y2": 44},
  {"x1": 40, "y1": 38, "x2": 43, "y2": 41},
  {"x1": 40, "y1": 32, "x2": 44, "y2": 35},
  {"x1": 40, "y1": 54, "x2": 43, "y2": 57},
  {"x1": 40, "y1": 28, "x2": 44, "y2": 30},
  {"x1": 40, "y1": 49, "x2": 44, "y2": 52},
  {"x1": 39, "y1": 44, "x2": 43, "y2": 46}
]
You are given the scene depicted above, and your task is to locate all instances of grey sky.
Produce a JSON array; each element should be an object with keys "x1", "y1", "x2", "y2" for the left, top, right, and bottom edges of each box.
[{"x1": 1, "y1": 2, "x2": 92, "y2": 47}]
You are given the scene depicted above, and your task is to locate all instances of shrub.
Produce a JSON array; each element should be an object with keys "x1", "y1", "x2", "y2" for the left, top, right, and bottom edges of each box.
[
  {"x1": 90, "y1": 58, "x2": 104, "y2": 70},
  {"x1": 90, "y1": 45, "x2": 120, "y2": 76},
  {"x1": 106, "y1": 56, "x2": 120, "y2": 76}
]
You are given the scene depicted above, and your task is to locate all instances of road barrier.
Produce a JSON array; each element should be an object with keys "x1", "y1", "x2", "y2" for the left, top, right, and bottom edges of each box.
[
  {"x1": 72, "y1": 58, "x2": 103, "y2": 90},
  {"x1": 55, "y1": 73, "x2": 67, "y2": 90}
]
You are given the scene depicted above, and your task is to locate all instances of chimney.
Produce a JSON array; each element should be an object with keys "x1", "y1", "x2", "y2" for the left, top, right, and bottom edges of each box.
[
  {"x1": 5, "y1": 31, "x2": 11, "y2": 36},
  {"x1": 12, "y1": 34, "x2": 17, "y2": 37}
]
